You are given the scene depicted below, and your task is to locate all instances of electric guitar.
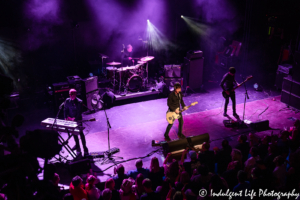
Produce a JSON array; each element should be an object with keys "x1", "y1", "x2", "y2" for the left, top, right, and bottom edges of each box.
[
  {"x1": 222, "y1": 75, "x2": 253, "y2": 98},
  {"x1": 166, "y1": 102, "x2": 198, "y2": 124}
]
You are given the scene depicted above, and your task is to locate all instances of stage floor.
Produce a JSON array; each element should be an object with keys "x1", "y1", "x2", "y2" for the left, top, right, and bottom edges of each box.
[{"x1": 5, "y1": 84, "x2": 300, "y2": 186}]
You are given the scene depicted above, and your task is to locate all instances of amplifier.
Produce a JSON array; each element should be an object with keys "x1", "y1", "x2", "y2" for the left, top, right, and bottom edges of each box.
[
  {"x1": 164, "y1": 65, "x2": 181, "y2": 78},
  {"x1": 89, "y1": 151, "x2": 105, "y2": 158},
  {"x1": 187, "y1": 50, "x2": 203, "y2": 59},
  {"x1": 69, "y1": 159, "x2": 91, "y2": 176},
  {"x1": 278, "y1": 64, "x2": 292, "y2": 75},
  {"x1": 275, "y1": 71, "x2": 288, "y2": 90},
  {"x1": 82, "y1": 76, "x2": 98, "y2": 94},
  {"x1": 52, "y1": 82, "x2": 73, "y2": 93},
  {"x1": 282, "y1": 77, "x2": 300, "y2": 97}
]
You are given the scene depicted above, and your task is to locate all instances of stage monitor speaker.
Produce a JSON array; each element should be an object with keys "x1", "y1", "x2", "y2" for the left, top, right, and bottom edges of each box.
[
  {"x1": 162, "y1": 138, "x2": 189, "y2": 157},
  {"x1": 82, "y1": 76, "x2": 98, "y2": 94},
  {"x1": 68, "y1": 159, "x2": 91, "y2": 176},
  {"x1": 250, "y1": 120, "x2": 269, "y2": 132},
  {"x1": 282, "y1": 77, "x2": 300, "y2": 97},
  {"x1": 83, "y1": 89, "x2": 99, "y2": 110},
  {"x1": 281, "y1": 89, "x2": 300, "y2": 110},
  {"x1": 293, "y1": 51, "x2": 300, "y2": 83},
  {"x1": 183, "y1": 57, "x2": 204, "y2": 90},
  {"x1": 187, "y1": 133, "x2": 210, "y2": 148}
]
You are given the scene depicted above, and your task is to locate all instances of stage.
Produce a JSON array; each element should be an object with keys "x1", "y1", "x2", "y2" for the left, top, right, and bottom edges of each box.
[{"x1": 7, "y1": 83, "x2": 300, "y2": 186}]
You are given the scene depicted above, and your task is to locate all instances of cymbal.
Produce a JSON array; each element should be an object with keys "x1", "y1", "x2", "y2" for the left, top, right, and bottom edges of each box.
[
  {"x1": 140, "y1": 56, "x2": 154, "y2": 62},
  {"x1": 106, "y1": 61, "x2": 121, "y2": 65},
  {"x1": 137, "y1": 61, "x2": 146, "y2": 64}
]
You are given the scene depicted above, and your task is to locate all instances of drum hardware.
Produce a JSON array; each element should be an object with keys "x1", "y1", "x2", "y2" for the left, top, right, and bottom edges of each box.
[
  {"x1": 99, "y1": 53, "x2": 109, "y2": 76},
  {"x1": 139, "y1": 56, "x2": 155, "y2": 87}
]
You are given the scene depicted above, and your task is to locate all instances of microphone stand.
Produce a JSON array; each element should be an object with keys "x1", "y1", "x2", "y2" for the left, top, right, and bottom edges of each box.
[
  {"x1": 101, "y1": 106, "x2": 123, "y2": 164},
  {"x1": 242, "y1": 76, "x2": 249, "y2": 122}
]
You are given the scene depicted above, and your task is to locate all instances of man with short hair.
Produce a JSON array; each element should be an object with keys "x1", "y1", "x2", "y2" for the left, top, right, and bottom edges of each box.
[
  {"x1": 233, "y1": 170, "x2": 251, "y2": 199},
  {"x1": 140, "y1": 179, "x2": 160, "y2": 200},
  {"x1": 113, "y1": 164, "x2": 129, "y2": 190},
  {"x1": 220, "y1": 67, "x2": 240, "y2": 118},
  {"x1": 64, "y1": 88, "x2": 89, "y2": 157},
  {"x1": 121, "y1": 44, "x2": 134, "y2": 66},
  {"x1": 127, "y1": 159, "x2": 149, "y2": 179},
  {"x1": 164, "y1": 82, "x2": 188, "y2": 141},
  {"x1": 69, "y1": 175, "x2": 87, "y2": 200},
  {"x1": 102, "y1": 188, "x2": 112, "y2": 200}
]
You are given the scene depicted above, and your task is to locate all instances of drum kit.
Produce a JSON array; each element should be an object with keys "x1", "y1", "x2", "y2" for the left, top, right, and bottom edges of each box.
[{"x1": 106, "y1": 56, "x2": 154, "y2": 94}]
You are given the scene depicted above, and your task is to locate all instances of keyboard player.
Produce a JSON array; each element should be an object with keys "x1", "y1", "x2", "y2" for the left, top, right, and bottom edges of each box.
[{"x1": 64, "y1": 88, "x2": 89, "y2": 157}]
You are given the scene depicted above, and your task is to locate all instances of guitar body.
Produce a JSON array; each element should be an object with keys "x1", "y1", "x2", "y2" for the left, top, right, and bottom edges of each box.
[
  {"x1": 166, "y1": 108, "x2": 181, "y2": 125},
  {"x1": 222, "y1": 91, "x2": 232, "y2": 98},
  {"x1": 222, "y1": 75, "x2": 253, "y2": 99}
]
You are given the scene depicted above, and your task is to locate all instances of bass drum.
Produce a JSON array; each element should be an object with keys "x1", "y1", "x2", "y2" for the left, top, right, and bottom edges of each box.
[{"x1": 126, "y1": 74, "x2": 143, "y2": 92}]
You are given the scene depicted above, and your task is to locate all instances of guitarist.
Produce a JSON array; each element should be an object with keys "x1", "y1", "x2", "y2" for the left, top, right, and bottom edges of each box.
[
  {"x1": 64, "y1": 88, "x2": 89, "y2": 158},
  {"x1": 220, "y1": 67, "x2": 240, "y2": 118},
  {"x1": 164, "y1": 83, "x2": 188, "y2": 141}
]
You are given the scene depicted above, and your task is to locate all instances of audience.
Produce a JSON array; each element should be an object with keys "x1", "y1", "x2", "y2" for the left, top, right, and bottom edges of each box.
[
  {"x1": 119, "y1": 178, "x2": 136, "y2": 200},
  {"x1": 273, "y1": 155, "x2": 286, "y2": 190},
  {"x1": 127, "y1": 159, "x2": 149, "y2": 179},
  {"x1": 233, "y1": 170, "x2": 251, "y2": 199},
  {"x1": 227, "y1": 149, "x2": 243, "y2": 170},
  {"x1": 85, "y1": 175, "x2": 101, "y2": 200},
  {"x1": 133, "y1": 173, "x2": 145, "y2": 199},
  {"x1": 244, "y1": 147, "x2": 260, "y2": 177},
  {"x1": 197, "y1": 142, "x2": 215, "y2": 173},
  {"x1": 181, "y1": 149, "x2": 200, "y2": 177},
  {"x1": 69, "y1": 176, "x2": 88, "y2": 200},
  {"x1": 102, "y1": 188, "x2": 112, "y2": 200},
  {"x1": 105, "y1": 178, "x2": 120, "y2": 200},
  {"x1": 215, "y1": 139, "x2": 232, "y2": 175}
]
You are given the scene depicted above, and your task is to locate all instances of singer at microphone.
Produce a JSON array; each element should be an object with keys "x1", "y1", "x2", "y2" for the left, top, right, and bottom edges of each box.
[{"x1": 64, "y1": 88, "x2": 89, "y2": 157}]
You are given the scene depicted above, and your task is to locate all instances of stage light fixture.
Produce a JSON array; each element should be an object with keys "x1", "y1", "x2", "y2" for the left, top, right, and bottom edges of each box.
[
  {"x1": 253, "y1": 83, "x2": 262, "y2": 91},
  {"x1": 181, "y1": 15, "x2": 183, "y2": 18},
  {"x1": 147, "y1": 19, "x2": 150, "y2": 22}
]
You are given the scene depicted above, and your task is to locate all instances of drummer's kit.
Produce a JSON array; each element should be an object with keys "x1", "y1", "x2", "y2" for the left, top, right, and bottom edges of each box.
[{"x1": 106, "y1": 56, "x2": 154, "y2": 94}]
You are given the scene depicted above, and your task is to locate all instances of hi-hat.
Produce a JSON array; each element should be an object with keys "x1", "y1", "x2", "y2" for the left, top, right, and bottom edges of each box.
[
  {"x1": 140, "y1": 56, "x2": 154, "y2": 62},
  {"x1": 106, "y1": 61, "x2": 121, "y2": 65},
  {"x1": 137, "y1": 61, "x2": 146, "y2": 64}
]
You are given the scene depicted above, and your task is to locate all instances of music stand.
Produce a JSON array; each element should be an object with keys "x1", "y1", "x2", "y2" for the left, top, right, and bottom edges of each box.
[{"x1": 101, "y1": 106, "x2": 123, "y2": 164}]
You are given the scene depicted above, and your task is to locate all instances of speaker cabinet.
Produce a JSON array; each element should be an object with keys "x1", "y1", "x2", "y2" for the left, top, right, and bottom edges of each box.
[
  {"x1": 282, "y1": 77, "x2": 300, "y2": 97},
  {"x1": 83, "y1": 89, "x2": 99, "y2": 110},
  {"x1": 275, "y1": 71, "x2": 288, "y2": 90},
  {"x1": 162, "y1": 139, "x2": 189, "y2": 157},
  {"x1": 82, "y1": 76, "x2": 98, "y2": 94},
  {"x1": 183, "y1": 57, "x2": 204, "y2": 90},
  {"x1": 164, "y1": 65, "x2": 181, "y2": 78},
  {"x1": 281, "y1": 90, "x2": 300, "y2": 110}
]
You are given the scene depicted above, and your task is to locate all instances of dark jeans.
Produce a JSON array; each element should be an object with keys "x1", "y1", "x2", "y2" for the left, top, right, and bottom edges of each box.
[
  {"x1": 164, "y1": 114, "x2": 183, "y2": 137},
  {"x1": 73, "y1": 130, "x2": 88, "y2": 154},
  {"x1": 224, "y1": 91, "x2": 236, "y2": 114}
]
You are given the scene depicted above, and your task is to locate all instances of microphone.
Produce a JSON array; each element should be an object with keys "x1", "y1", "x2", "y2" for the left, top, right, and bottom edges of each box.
[
  {"x1": 59, "y1": 102, "x2": 64, "y2": 109},
  {"x1": 99, "y1": 99, "x2": 104, "y2": 104}
]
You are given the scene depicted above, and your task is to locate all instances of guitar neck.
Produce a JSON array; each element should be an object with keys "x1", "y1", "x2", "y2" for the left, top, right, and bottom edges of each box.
[
  {"x1": 232, "y1": 79, "x2": 248, "y2": 91},
  {"x1": 179, "y1": 104, "x2": 192, "y2": 113}
]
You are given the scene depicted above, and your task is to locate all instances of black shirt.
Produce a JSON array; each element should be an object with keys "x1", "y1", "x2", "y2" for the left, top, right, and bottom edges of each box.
[
  {"x1": 121, "y1": 50, "x2": 132, "y2": 66},
  {"x1": 140, "y1": 191, "x2": 160, "y2": 200},
  {"x1": 220, "y1": 72, "x2": 238, "y2": 91},
  {"x1": 167, "y1": 91, "x2": 186, "y2": 112},
  {"x1": 64, "y1": 97, "x2": 83, "y2": 121}
]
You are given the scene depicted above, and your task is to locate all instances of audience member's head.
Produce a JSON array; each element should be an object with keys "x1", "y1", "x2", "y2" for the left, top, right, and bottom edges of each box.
[
  {"x1": 280, "y1": 131, "x2": 289, "y2": 141},
  {"x1": 102, "y1": 188, "x2": 112, "y2": 200},
  {"x1": 136, "y1": 173, "x2": 145, "y2": 189},
  {"x1": 86, "y1": 175, "x2": 97, "y2": 190},
  {"x1": 202, "y1": 142, "x2": 210, "y2": 151},
  {"x1": 135, "y1": 159, "x2": 143, "y2": 169},
  {"x1": 237, "y1": 170, "x2": 247, "y2": 183},
  {"x1": 72, "y1": 176, "x2": 83, "y2": 187},
  {"x1": 121, "y1": 178, "x2": 134, "y2": 194},
  {"x1": 231, "y1": 149, "x2": 242, "y2": 162},
  {"x1": 251, "y1": 167, "x2": 261, "y2": 179},
  {"x1": 180, "y1": 171, "x2": 190, "y2": 184},
  {"x1": 150, "y1": 157, "x2": 160, "y2": 173},
  {"x1": 188, "y1": 150, "x2": 197, "y2": 161},
  {"x1": 63, "y1": 193, "x2": 74, "y2": 200},
  {"x1": 262, "y1": 135, "x2": 271, "y2": 144},
  {"x1": 294, "y1": 119, "x2": 300, "y2": 129},
  {"x1": 273, "y1": 155, "x2": 285, "y2": 166},
  {"x1": 105, "y1": 178, "x2": 115, "y2": 190},
  {"x1": 256, "y1": 159, "x2": 266, "y2": 169},
  {"x1": 142, "y1": 178, "x2": 153, "y2": 193},
  {"x1": 116, "y1": 164, "x2": 125, "y2": 176},
  {"x1": 222, "y1": 139, "x2": 229, "y2": 148},
  {"x1": 173, "y1": 191, "x2": 184, "y2": 200},
  {"x1": 250, "y1": 147, "x2": 259, "y2": 157},
  {"x1": 209, "y1": 175, "x2": 227, "y2": 192},
  {"x1": 52, "y1": 173, "x2": 60, "y2": 186},
  {"x1": 238, "y1": 134, "x2": 247, "y2": 143}
]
